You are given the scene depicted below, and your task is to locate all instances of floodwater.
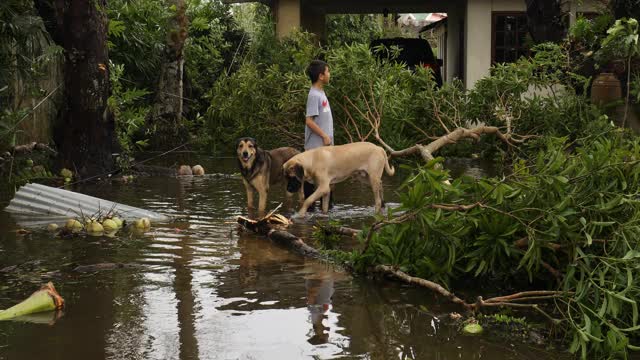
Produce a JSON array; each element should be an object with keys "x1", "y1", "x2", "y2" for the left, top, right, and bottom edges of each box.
[{"x1": 0, "y1": 156, "x2": 565, "y2": 359}]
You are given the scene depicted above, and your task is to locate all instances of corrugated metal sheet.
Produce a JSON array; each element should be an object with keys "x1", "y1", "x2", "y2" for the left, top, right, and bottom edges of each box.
[{"x1": 5, "y1": 183, "x2": 170, "y2": 228}]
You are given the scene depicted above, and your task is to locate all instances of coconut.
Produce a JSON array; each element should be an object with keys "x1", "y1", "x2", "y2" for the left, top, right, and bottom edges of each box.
[
  {"x1": 462, "y1": 323, "x2": 483, "y2": 335},
  {"x1": 177, "y1": 165, "x2": 192, "y2": 176},
  {"x1": 134, "y1": 217, "x2": 151, "y2": 231},
  {"x1": 111, "y1": 217, "x2": 123, "y2": 228},
  {"x1": 65, "y1": 219, "x2": 83, "y2": 232},
  {"x1": 47, "y1": 223, "x2": 59, "y2": 232},
  {"x1": 102, "y1": 219, "x2": 118, "y2": 232},
  {"x1": 86, "y1": 221, "x2": 104, "y2": 236},
  {"x1": 192, "y1": 165, "x2": 205, "y2": 176},
  {"x1": 60, "y1": 168, "x2": 73, "y2": 179}
]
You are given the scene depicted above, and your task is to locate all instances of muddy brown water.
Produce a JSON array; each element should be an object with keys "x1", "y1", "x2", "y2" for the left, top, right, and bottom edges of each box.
[{"x1": 0, "y1": 156, "x2": 566, "y2": 359}]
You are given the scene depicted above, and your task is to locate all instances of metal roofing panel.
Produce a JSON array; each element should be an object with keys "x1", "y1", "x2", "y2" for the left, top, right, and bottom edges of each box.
[{"x1": 5, "y1": 183, "x2": 170, "y2": 228}]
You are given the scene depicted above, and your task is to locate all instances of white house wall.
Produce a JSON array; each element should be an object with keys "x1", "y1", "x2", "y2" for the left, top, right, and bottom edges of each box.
[
  {"x1": 275, "y1": 0, "x2": 301, "y2": 38},
  {"x1": 465, "y1": 0, "x2": 492, "y2": 89},
  {"x1": 464, "y1": 0, "x2": 600, "y2": 89}
]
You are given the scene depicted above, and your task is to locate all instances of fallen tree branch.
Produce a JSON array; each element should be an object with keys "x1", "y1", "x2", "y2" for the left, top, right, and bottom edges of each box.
[
  {"x1": 361, "y1": 202, "x2": 484, "y2": 253},
  {"x1": 238, "y1": 212, "x2": 568, "y2": 324},
  {"x1": 430, "y1": 202, "x2": 483, "y2": 211},
  {"x1": 374, "y1": 265, "x2": 472, "y2": 309},
  {"x1": 237, "y1": 215, "x2": 321, "y2": 258},
  {"x1": 318, "y1": 224, "x2": 362, "y2": 237},
  {"x1": 374, "y1": 264, "x2": 568, "y2": 321},
  {"x1": 361, "y1": 209, "x2": 420, "y2": 254}
]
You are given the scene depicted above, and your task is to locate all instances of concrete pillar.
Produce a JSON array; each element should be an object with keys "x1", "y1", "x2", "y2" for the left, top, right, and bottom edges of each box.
[
  {"x1": 568, "y1": 0, "x2": 601, "y2": 27},
  {"x1": 465, "y1": 0, "x2": 492, "y2": 89},
  {"x1": 274, "y1": 0, "x2": 301, "y2": 38},
  {"x1": 445, "y1": 3, "x2": 463, "y2": 82}
]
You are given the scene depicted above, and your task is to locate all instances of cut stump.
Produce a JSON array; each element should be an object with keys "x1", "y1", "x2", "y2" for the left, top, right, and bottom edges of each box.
[{"x1": 0, "y1": 282, "x2": 65, "y2": 321}]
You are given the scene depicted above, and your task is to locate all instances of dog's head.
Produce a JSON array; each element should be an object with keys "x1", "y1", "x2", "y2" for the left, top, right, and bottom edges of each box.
[
  {"x1": 283, "y1": 158, "x2": 305, "y2": 193},
  {"x1": 236, "y1": 137, "x2": 257, "y2": 165}
]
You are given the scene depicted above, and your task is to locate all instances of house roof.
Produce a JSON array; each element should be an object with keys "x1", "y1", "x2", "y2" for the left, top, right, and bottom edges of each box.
[{"x1": 419, "y1": 16, "x2": 447, "y2": 33}]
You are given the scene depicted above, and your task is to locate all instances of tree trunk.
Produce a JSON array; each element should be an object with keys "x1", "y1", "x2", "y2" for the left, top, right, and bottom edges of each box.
[
  {"x1": 52, "y1": 0, "x2": 117, "y2": 178},
  {"x1": 147, "y1": 0, "x2": 189, "y2": 149}
]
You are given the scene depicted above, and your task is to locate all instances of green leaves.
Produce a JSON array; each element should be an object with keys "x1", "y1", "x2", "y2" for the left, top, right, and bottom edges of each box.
[{"x1": 347, "y1": 133, "x2": 640, "y2": 359}]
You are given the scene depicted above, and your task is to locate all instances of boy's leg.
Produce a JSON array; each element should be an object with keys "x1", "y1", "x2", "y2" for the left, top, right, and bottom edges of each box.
[{"x1": 304, "y1": 181, "x2": 317, "y2": 212}]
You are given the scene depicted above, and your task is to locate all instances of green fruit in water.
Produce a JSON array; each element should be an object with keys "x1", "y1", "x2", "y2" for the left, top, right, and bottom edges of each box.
[
  {"x1": 134, "y1": 218, "x2": 151, "y2": 230},
  {"x1": 26, "y1": 159, "x2": 34, "y2": 166},
  {"x1": 134, "y1": 219, "x2": 146, "y2": 230},
  {"x1": 463, "y1": 323, "x2": 483, "y2": 335},
  {"x1": 86, "y1": 221, "x2": 104, "y2": 235},
  {"x1": 111, "y1": 217, "x2": 123, "y2": 228},
  {"x1": 102, "y1": 219, "x2": 118, "y2": 232},
  {"x1": 60, "y1": 168, "x2": 73, "y2": 179},
  {"x1": 65, "y1": 219, "x2": 83, "y2": 232},
  {"x1": 47, "y1": 223, "x2": 59, "y2": 232}
]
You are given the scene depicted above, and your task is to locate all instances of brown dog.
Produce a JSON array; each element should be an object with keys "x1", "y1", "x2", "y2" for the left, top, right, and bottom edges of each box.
[
  {"x1": 283, "y1": 142, "x2": 395, "y2": 216},
  {"x1": 237, "y1": 137, "x2": 301, "y2": 214}
]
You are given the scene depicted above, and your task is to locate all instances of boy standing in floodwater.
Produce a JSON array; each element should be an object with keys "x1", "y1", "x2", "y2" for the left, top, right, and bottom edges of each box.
[{"x1": 303, "y1": 59, "x2": 334, "y2": 210}]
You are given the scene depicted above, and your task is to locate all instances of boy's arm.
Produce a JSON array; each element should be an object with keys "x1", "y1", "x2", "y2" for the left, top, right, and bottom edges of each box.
[{"x1": 306, "y1": 117, "x2": 331, "y2": 145}]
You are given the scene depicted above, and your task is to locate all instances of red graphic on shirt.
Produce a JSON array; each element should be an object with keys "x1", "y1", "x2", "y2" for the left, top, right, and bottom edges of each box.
[{"x1": 322, "y1": 100, "x2": 328, "y2": 108}]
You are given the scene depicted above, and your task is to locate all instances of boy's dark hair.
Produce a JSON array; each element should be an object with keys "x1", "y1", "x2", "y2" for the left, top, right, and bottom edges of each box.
[{"x1": 306, "y1": 60, "x2": 328, "y2": 83}]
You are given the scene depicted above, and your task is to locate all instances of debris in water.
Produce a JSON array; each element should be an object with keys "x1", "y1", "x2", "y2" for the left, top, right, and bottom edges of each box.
[{"x1": 0, "y1": 282, "x2": 64, "y2": 321}]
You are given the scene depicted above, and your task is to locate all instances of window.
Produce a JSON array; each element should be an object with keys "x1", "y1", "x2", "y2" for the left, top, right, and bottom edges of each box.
[
  {"x1": 577, "y1": 12, "x2": 600, "y2": 21},
  {"x1": 492, "y1": 13, "x2": 529, "y2": 64}
]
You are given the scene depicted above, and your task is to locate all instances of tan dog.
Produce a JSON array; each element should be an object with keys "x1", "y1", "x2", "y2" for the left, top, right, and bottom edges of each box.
[
  {"x1": 237, "y1": 137, "x2": 301, "y2": 214},
  {"x1": 283, "y1": 142, "x2": 395, "y2": 216}
]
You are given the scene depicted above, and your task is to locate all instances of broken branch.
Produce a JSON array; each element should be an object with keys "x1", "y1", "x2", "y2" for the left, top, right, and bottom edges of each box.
[{"x1": 237, "y1": 214, "x2": 320, "y2": 258}]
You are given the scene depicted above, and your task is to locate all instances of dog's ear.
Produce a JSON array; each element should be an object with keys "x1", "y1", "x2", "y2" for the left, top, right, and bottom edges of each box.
[
  {"x1": 294, "y1": 164, "x2": 304, "y2": 181},
  {"x1": 249, "y1": 138, "x2": 258, "y2": 149}
]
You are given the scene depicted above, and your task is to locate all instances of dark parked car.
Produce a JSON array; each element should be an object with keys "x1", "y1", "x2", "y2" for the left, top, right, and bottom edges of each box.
[{"x1": 370, "y1": 37, "x2": 443, "y2": 87}]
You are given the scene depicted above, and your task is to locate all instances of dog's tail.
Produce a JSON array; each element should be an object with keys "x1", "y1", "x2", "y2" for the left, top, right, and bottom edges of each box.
[{"x1": 383, "y1": 149, "x2": 395, "y2": 176}]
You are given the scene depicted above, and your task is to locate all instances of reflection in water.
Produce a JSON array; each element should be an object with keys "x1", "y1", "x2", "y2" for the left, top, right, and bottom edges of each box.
[
  {"x1": 0, "y1": 157, "x2": 566, "y2": 360},
  {"x1": 9, "y1": 310, "x2": 64, "y2": 325},
  {"x1": 305, "y1": 276, "x2": 333, "y2": 345}
]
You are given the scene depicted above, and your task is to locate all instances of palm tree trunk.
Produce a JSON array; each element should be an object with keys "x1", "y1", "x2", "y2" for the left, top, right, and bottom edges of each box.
[
  {"x1": 53, "y1": 0, "x2": 117, "y2": 177},
  {"x1": 147, "y1": 0, "x2": 189, "y2": 149}
]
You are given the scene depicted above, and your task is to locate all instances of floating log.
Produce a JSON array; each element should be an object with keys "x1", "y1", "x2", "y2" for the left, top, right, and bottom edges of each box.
[
  {"x1": 0, "y1": 282, "x2": 64, "y2": 321},
  {"x1": 320, "y1": 224, "x2": 361, "y2": 237},
  {"x1": 73, "y1": 262, "x2": 140, "y2": 273},
  {"x1": 237, "y1": 214, "x2": 320, "y2": 258}
]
